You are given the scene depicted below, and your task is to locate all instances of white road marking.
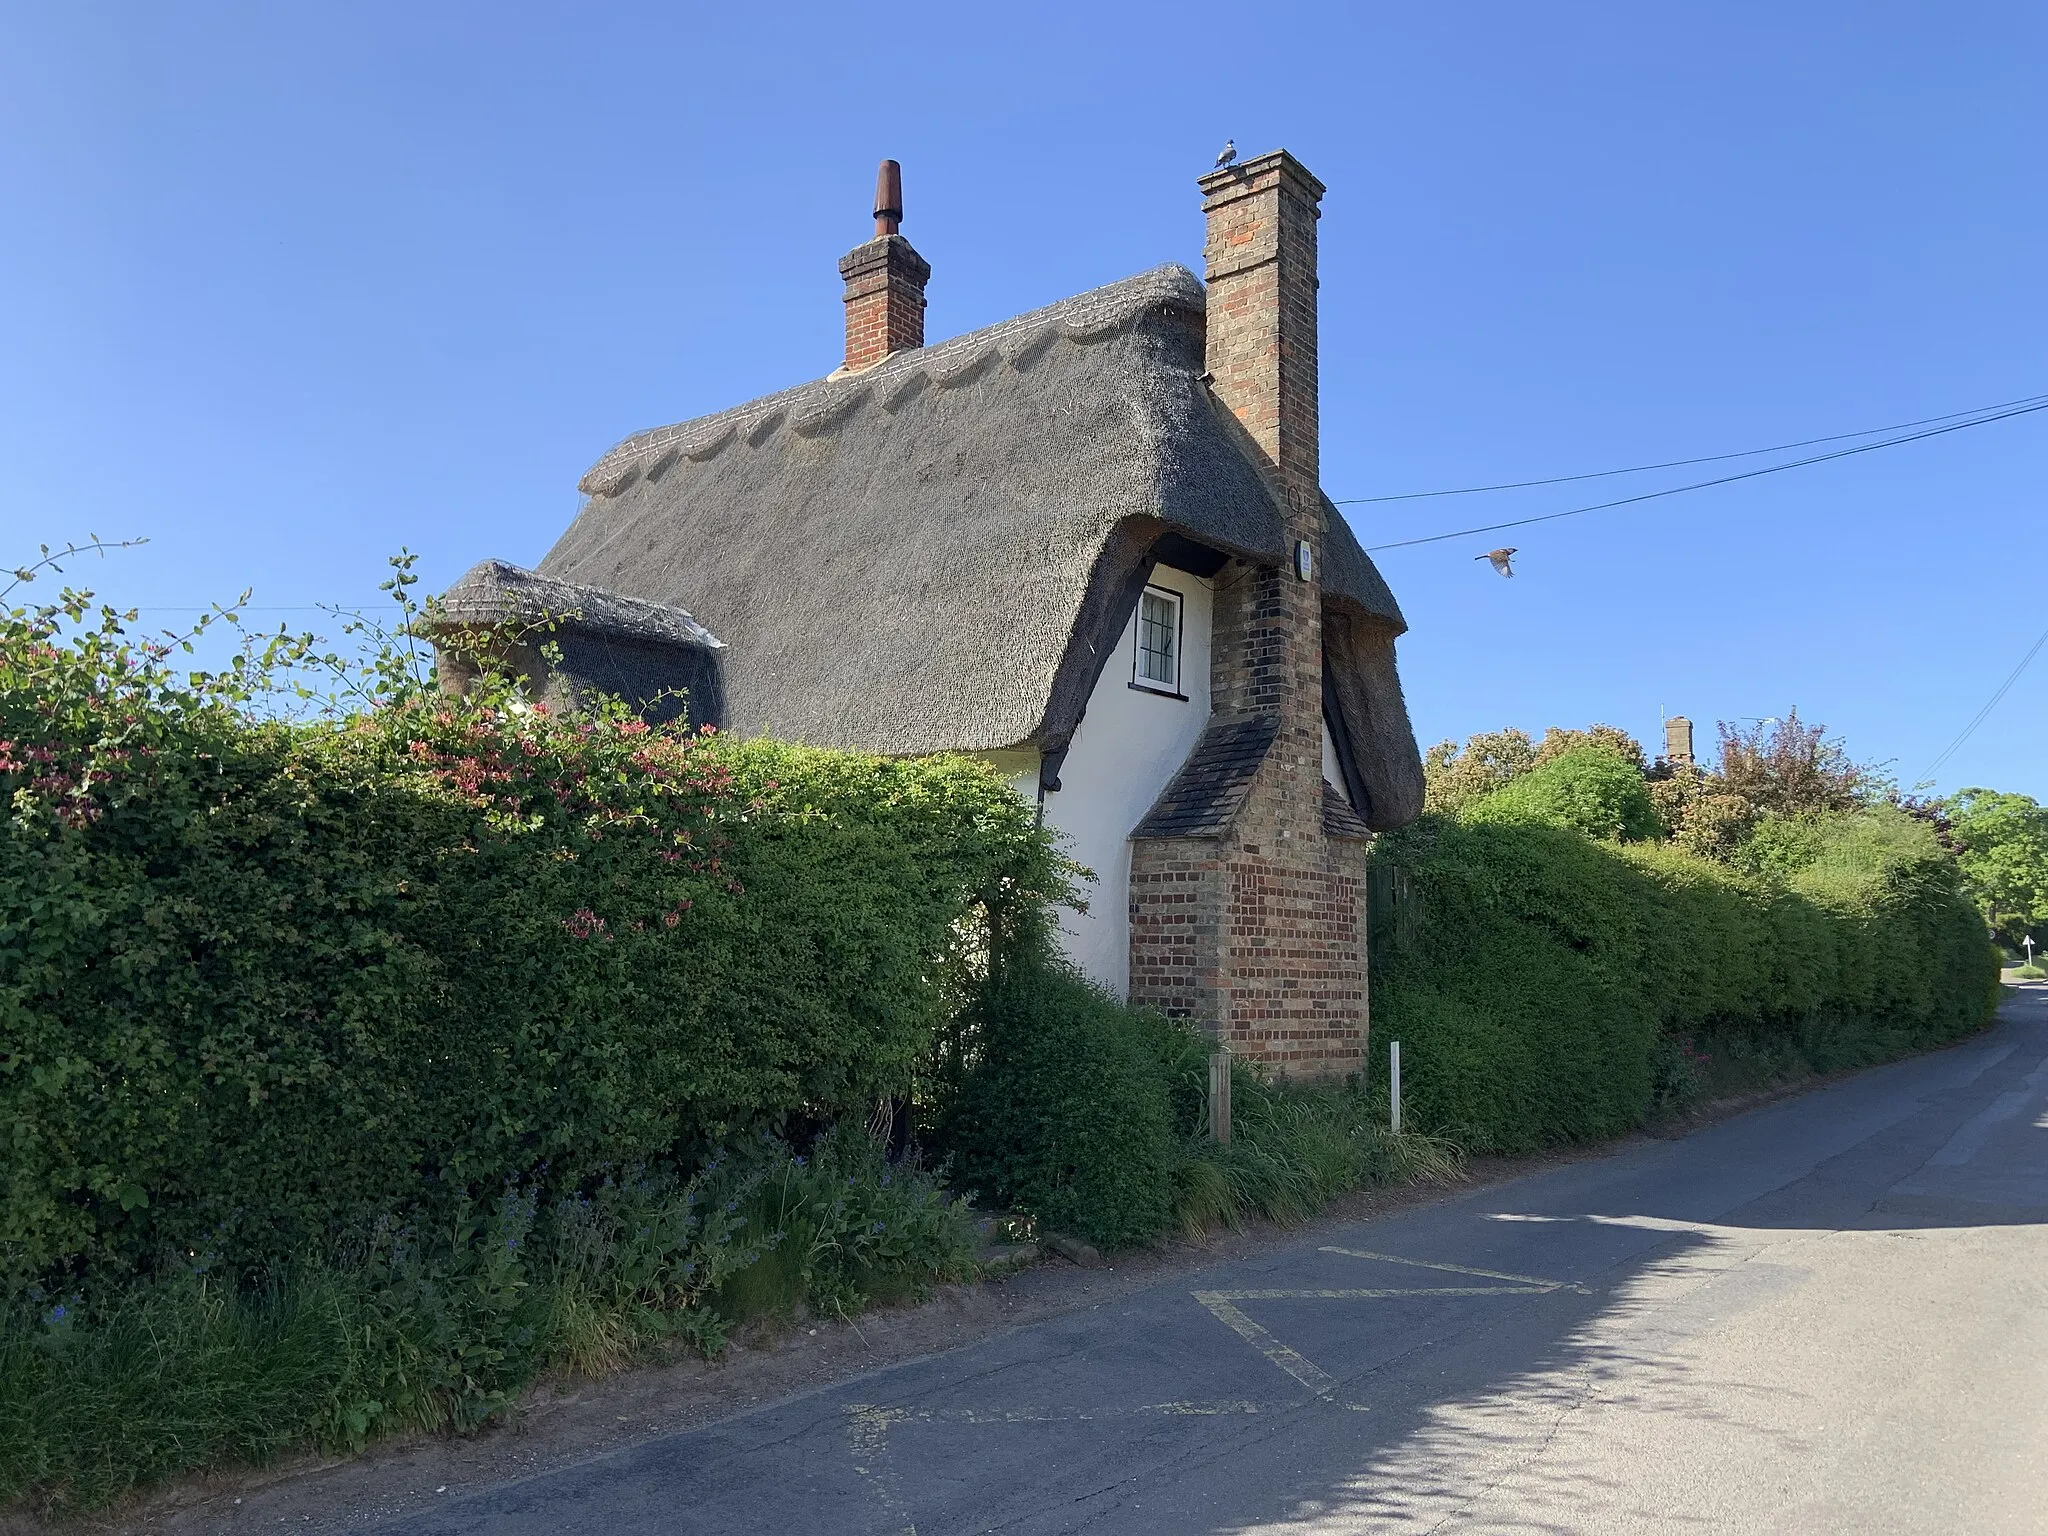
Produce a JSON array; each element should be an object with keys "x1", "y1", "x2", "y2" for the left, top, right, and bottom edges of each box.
[
  {"x1": 1318, "y1": 1245, "x2": 1591, "y2": 1292},
  {"x1": 1195, "y1": 1248, "x2": 1583, "y2": 1396}
]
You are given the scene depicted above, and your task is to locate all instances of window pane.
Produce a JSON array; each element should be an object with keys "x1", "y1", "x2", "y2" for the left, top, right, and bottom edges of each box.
[{"x1": 1137, "y1": 590, "x2": 1177, "y2": 686}]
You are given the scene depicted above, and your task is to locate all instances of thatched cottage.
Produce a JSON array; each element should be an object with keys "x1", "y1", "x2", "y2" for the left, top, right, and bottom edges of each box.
[{"x1": 441, "y1": 150, "x2": 1424, "y2": 1077}]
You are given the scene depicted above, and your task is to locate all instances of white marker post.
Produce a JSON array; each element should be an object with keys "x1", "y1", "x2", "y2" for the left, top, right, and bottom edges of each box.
[
  {"x1": 2025, "y1": 935, "x2": 2037, "y2": 970},
  {"x1": 1390, "y1": 1040, "x2": 1402, "y2": 1135}
]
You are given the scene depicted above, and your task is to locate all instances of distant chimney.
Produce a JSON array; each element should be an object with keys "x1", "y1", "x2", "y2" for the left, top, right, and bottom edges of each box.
[
  {"x1": 1664, "y1": 715, "x2": 1695, "y2": 765},
  {"x1": 837, "y1": 160, "x2": 929, "y2": 373}
]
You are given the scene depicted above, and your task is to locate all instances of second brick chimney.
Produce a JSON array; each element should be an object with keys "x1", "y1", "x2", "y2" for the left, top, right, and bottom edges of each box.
[
  {"x1": 837, "y1": 160, "x2": 930, "y2": 374},
  {"x1": 1664, "y1": 715, "x2": 1696, "y2": 766}
]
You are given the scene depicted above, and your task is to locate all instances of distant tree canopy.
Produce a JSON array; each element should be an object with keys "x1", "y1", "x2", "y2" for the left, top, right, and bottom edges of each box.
[
  {"x1": 1463, "y1": 745, "x2": 1663, "y2": 843},
  {"x1": 1422, "y1": 710, "x2": 1894, "y2": 863},
  {"x1": 1423, "y1": 723, "x2": 1645, "y2": 816},
  {"x1": 1942, "y1": 788, "x2": 2048, "y2": 952},
  {"x1": 1714, "y1": 711, "x2": 1876, "y2": 819}
]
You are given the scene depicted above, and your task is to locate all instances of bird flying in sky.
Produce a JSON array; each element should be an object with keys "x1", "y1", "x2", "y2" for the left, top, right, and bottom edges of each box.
[
  {"x1": 1215, "y1": 139, "x2": 1236, "y2": 168},
  {"x1": 1477, "y1": 547, "x2": 1517, "y2": 577}
]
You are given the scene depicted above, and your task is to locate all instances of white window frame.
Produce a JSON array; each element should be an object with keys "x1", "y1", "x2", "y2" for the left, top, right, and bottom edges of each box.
[{"x1": 1129, "y1": 584, "x2": 1186, "y2": 699}]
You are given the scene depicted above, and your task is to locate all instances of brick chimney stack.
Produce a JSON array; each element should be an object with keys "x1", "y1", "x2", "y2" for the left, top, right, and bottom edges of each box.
[
  {"x1": 1197, "y1": 150, "x2": 1325, "y2": 497},
  {"x1": 1664, "y1": 715, "x2": 1695, "y2": 766},
  {"x1": 1128, "y1": 148, "x2": 1364, "y2": 1080},
  {"x1": 837, "y1": 160, "x2": 930, "y2": 374},
  {"x1": 1196, "y1": 150, "x2": 1328, "y2": 833}
]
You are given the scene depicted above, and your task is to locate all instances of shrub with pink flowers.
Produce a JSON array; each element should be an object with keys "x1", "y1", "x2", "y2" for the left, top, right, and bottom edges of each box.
[{"x1": 0, "y1": 551, "x2": 1064, "y2": 1294}]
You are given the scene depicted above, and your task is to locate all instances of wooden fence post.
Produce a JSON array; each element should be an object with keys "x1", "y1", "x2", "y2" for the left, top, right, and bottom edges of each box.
[{"x1": 1209, "y1": 1046, "x2": 1232, "y2": 1145}]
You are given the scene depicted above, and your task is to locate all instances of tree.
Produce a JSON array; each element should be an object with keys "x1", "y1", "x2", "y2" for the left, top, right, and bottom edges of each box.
[
  {"x1": 1422, "y1": 728, "x2": 1537, "y2": 814},
  {"x1": 1942, "y1": 788, "x2": 2048, "y2": 952},
  {"x1": 1535, "y1": 723, "x2": 1647, "y2": 772},
  {"x1": 1647, "y1": 760, "x2": 1755, "y2": 861},
  {"x1": 1422, "y1": 723, "x2": 1648, "y2": 816},
  {"x1": 1715, "y1": 710, "x2": 1873, "y2": 818},
  {"x1": 1463, "y1": 745, "x2": 1663, "y2": 842}
]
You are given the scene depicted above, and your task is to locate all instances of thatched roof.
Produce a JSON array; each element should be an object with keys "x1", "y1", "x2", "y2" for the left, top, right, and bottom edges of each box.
[
  {"x1": 439, "y1": 560, "x2": 723, "y2": 653},
  {"x1": 483, "y1": 263, "x2": 1420, "y2": 827},
  {"x1": 436, "y1": 560, "x2": 725, "y2": 729}
]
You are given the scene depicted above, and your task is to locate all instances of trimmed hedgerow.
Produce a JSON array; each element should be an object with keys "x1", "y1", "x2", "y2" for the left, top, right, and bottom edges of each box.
[
  {"x1": 936, "y1": 958, "x2": 1177, "y2": 1249},
  {"x1": 933, "y1": 960, "x2": 1465, "y2": 1250},
  {"x1": 1368, "y1": 806, "x2": 1999, "y2": 1150},
  {"x1": 0, "y1": 583, "x2": 1060, "y2": 1295}
]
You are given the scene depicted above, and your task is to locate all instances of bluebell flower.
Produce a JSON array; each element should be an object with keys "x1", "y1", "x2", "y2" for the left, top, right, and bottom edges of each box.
[{"x1": 47, "y1": 1305, "x2": 67, "y2": 1324}]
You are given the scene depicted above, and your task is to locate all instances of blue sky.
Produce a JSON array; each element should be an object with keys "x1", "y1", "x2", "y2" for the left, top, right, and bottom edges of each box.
[{"x1": 3, "y1": 2, "x2": 2042, "y2": 797}]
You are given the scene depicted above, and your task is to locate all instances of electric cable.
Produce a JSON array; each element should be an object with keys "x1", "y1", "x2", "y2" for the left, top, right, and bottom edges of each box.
[
  {"x1": 1334, "y1": 390, "x2": 2048, "y2": 505},
  {"x1": 1917, "y1": 620, "x2": 2048, "y2": 785},
  {"x1": 1361, "y1": 398, "x2": 2048, "y2": 553}
]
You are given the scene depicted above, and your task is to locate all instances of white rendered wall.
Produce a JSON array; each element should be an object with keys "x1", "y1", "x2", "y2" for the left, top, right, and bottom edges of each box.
[
  {"x1": 1014, "y1": 565, "x2": 1213, "y2": 996},
  {"x1": 1322, "y1": 720, "x2": 1352, "y2": 804}
]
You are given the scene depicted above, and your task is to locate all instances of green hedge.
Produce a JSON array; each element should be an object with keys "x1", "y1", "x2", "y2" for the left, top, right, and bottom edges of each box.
[
  {"x1": 1369, "y1": 807, "x2": 1999, "y2": 1150},
  {"x1": 932, "y1": 960, "x2": 1463, "y2": 1250},
  {"x1": 2, "y1": 662, "x2": 1057, "y2": 1292},
  {"x1": 936, "y1": 958, "x2": 1178, "y2": 1249}
]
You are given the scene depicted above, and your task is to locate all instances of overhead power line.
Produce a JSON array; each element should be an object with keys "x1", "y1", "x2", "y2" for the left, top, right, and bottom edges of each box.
[
  {"x1": 1334, "y1": 390, "x2": 2048, "y2": 505},
  {"x1": 1917, "y1": 621, "x2": 2048, "y2": 786},
  {"x1": 1361, "y1": 397, "x2": 2048, "y2": 553}
]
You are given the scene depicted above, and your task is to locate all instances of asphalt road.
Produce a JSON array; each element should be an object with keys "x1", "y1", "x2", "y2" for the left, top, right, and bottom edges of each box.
[{"x1": 367, "y1": 989, "x2": 2048, "y2": 1535}]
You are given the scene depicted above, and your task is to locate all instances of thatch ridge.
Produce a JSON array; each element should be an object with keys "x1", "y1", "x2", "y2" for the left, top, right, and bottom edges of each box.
[
  {"x1": 439, "y1": 559, "x2": 723, "y2": 651},
  {"x1": 577, "y1": 265, "x2": 1211, "y2": 496}
]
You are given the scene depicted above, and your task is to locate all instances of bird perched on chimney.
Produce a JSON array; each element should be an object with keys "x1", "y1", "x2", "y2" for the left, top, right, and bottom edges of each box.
[
  {"x1": 1214, "y1": 139, "x2": 1237, "y2": 168},
  {"x1": 1477, "y1": 547, "x2": 1517, "y2": 578}
]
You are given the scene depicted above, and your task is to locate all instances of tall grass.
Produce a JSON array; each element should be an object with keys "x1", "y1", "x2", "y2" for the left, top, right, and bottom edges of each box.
[
  {"x1": 0, "y1": 1129, "x2": 972, "y2": 1517},
  {"x1": 1168, "y1": 1067, "x2": 1463, "y2": 1238}
]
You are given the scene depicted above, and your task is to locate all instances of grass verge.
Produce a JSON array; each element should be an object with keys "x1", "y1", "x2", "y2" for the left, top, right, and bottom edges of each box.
[
  {"x1": 0, "y1": 1128, "x2": 972, "y2": 1517},
  {"x1": 1170, "y1": 1070, "x2": 1464, "y2": 1237}
]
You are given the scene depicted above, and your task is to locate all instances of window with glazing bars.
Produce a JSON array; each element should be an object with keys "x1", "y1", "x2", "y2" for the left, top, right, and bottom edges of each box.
[{"x1": 1134, "y1": 586, "x2": 1181, "y2": 691}]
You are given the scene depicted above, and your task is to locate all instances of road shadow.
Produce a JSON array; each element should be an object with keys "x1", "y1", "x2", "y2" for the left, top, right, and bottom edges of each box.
[{"x1": 367, "y1": 994, "x2": 2047, "y2": 1535}]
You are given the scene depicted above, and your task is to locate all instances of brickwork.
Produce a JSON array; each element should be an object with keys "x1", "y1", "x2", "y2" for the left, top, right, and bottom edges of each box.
[
  {"x1": 1128, "y1": 149, "x2": 1370, "y2": 1081},
  {"x1": 1128, "y1": 843, "x2": 1225, "y2": 1023},
  {"x1": 839, "y1": 234, "x2": 930, "y2": 372}
]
